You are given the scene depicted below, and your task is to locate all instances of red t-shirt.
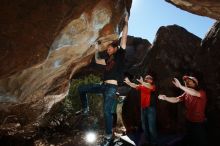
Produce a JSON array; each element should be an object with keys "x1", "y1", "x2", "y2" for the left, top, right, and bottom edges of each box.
[
  {"x1": 179, "y1": 90, "x2": 207, "y2": 122},
  {"x1": 136, "y1": 85, "x2": 156, "y2": 108}
]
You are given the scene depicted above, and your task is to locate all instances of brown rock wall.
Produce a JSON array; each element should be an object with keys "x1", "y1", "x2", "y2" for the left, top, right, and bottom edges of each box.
[
  {"x1": 0, "y1": 0, "x2": 132, "y2": 135},
  {"x1": 166, "y1": 0, "x2": 220, "y2": 20}
]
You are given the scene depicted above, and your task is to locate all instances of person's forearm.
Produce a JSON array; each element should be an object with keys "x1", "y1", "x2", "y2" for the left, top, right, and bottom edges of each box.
[
  {"x1": 120, "y1": 22, "x2": 128, "y2": 49},
  {"x1": 125, "y1": 81, "x2": 137, "y2": 88},
  {"x1": 179, "y1": 86, "x2": 200, "y2": 97},
  {"x1": 164, "y1": 96, "x2": 180, "y2": 103}
]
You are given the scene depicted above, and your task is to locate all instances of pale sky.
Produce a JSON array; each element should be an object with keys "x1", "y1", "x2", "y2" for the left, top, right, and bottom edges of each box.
[{"x1": 128, "y1": 0, "x2": 215, "y2": 43}]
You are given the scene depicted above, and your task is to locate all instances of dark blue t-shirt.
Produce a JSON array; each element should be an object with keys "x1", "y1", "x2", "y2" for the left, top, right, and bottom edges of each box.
[{"x1": 103, "y1": 47, "x2": 125, "y2": 83}]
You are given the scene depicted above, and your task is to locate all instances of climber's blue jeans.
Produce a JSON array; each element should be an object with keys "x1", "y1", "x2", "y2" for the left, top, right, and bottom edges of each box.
[{"x1": 78, "y1": 82, "x2": 117, "y2": 135}]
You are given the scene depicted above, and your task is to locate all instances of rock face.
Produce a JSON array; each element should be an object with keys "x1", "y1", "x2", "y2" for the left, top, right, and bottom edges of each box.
[
  {"x1": 0, "y1": 0, "x2": 99, "y2": 78},
  {"x1": 194, "y1": 21, "x2": 220, "y2": 142},
  {"x1": 0, "y1": 0, "x2": 132, "y2": 135},
  {"x1": 166, "y1": 0, "x2": 220, "y2": 20},
  {"x1": 140, "y1": 24, "x2": 201, "y2": 82},
  {"x1": 124, "y1": 36, "x2": 151, "y2": 72}
]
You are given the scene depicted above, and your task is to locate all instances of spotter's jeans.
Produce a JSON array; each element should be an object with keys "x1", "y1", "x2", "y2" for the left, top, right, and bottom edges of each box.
[{"x1": 141, "y1": 106, "x2": 157, "y2": 145}]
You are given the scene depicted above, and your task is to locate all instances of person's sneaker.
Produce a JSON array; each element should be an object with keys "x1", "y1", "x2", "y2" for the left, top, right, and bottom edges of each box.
[{"x1": 75, "y1": 108, "x2": 89, "y2": 116}]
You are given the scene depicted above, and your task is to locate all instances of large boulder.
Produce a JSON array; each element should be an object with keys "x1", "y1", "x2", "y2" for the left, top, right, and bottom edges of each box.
[
  {"x1": 166, "y1": 0, "x2": 220, "y2": 21},
  {"x1": 194, "y1": 21, "x2": 220, "y2": 143},
  {"x1": 0, "y1": 0, "x2": 132, "y2": 136},
  {"x1": 124, "y1": 36, "x2": 151, "y2": 71}
]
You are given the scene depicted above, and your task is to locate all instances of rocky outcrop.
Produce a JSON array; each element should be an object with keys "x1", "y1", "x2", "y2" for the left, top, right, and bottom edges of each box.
[
  {"x1": 166, "y1": 0, "x2": 220, "y2": 20},
  {"x1": 194, "y1": 21, "x2": 220, "y2": 142},
  {"x1": 124, "y1": 36, "x2": 151, "y2": 71},
  {"x1": 0, "y1": 0, "x2": 132, "y2": 136},
  {"x1": 141, "y1": 24, "x2": 201, "y2": 80},
  {"x1": 0, "y1": 0, "x2": 100, "y2": 78}
]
